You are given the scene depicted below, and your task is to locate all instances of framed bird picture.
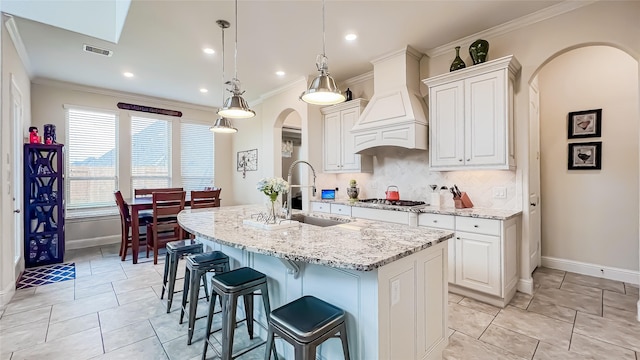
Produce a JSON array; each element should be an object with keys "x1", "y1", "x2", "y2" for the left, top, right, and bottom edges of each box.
[
  {"x1": 568, "y1": 109, "x2": 602, "y2": 139},
  {"x1": 568, "y1": 142, "x2": 602, "y2": 170}
]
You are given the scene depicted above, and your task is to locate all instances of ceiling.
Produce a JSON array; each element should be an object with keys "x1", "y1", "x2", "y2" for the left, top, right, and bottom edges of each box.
[{"x1": 4, "y1": 0, "x2": 563, "y2": 109}]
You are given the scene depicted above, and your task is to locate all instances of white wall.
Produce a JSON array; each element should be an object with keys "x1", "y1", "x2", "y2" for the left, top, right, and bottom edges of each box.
[
  {"x1": 539, "y1": 46, "x2": 639, "y2": 271},
  {"x1": 30, "y1": 80, "x2": 232, "y2": 248},
  {"x1": 1, "y1": 15, "x2": 32, "y2": 306}
]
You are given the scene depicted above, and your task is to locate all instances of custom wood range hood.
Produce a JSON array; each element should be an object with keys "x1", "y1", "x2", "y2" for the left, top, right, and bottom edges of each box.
[{"x1": 351, "y1": 46, "x2": 429, "y2": 154}]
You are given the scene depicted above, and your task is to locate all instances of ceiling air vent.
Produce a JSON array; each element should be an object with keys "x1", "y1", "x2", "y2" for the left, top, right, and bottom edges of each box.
[{"x1": 83, "y1": 44, "x2": 113, "y2": 57}]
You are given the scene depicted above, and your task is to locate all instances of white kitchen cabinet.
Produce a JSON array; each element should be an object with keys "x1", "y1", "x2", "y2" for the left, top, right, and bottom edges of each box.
[
  {"x1": 424, "y1": 55, "x2": 521, "y2": 171},
  {"x1": 351, "y1": 207, "x2": 410, "y2": 225},
  {"x1": 418, "y1": 213, "x2": 455, "y2": 283},
  {"x1": 330, "y1": 203, "x2": 352, "y2": 216},
  {"x1": 321, "y1": 99, "x2": 373, "y2": 173},
  {"x1": 311, "y1": 201, "x2": 330, "y2": 213},
  {"x1": 418, "y1": 213, "x2": 519, "y2": 307}
]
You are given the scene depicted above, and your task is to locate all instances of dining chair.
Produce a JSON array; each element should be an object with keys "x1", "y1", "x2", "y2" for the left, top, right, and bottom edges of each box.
[
  {"x1": 114, "y1": 191, "x2": 153, "y2": 261},
  {"x1": 135, "y1": 187, "x2": 184, "y2": 198},
  {"x1": 190, "y1": 189, "x2": 222, "y2": 209},
  {"x1": 147, "y1": 191, "x2": 187, "y2": 264}
]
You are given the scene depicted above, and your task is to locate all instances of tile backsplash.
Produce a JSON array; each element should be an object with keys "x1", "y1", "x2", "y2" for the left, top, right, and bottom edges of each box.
[{"x1": 316, "y1": 147, "x2": 519, "y2": 210}]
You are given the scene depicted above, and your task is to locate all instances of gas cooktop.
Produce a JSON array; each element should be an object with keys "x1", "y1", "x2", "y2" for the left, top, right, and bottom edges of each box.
[{"x1": 359, "y1": 199, "x2": 426, "y2": 207}]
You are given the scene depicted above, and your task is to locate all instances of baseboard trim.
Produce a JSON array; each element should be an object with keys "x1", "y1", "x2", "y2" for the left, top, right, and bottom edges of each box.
[
  {"x1": 66, "y1": 235, "x2": 120, "y2": 250},
  {"x1": 542, "y1": 256, "x2": 639, "y2": 285},
  {"x1": 517, "y1": 278, "x2": 534, "y2": 295},
  {"x1": 0, "y1": 281, "x2": 16, "y2": 309}
]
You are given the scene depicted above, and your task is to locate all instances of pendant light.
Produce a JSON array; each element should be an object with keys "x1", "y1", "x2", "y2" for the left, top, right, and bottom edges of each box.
[
  {"x1": 217, "y1": 0, "x2": 255, "y2": 119},
  {"x1": 300, "y1": 0, "x2": 345, "y2": 105},
  {"x1": 210, "y1": 20, "x2": 238, "y2": 133}
]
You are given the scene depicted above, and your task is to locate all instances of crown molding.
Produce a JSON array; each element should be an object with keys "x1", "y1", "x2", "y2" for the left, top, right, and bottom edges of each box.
[
  {"x1": 343, "y1": 71, "x2": 374, "y2": 87},
  {"x1": 425, "y1": 0, "x2": 597, "y2": 58},
  {"x1": 32, "y1": 77, "x2": 217, "y2": 113},
  {"x1": 3, "y1": 15, "x2": 33, "y2": 77},
  {"x1": 259, "y1": 76, "x2": 307, "y2": 102}
]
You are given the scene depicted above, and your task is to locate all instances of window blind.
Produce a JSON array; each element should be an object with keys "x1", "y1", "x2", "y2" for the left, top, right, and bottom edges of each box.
[
  {"x1": 180, "y1": 122, "x2": 215, "y2": 192},
  {"x1": 131, "y1": 116, "x2": 171, "y2": 190},
  {"x1": 66, "y1": 108, "x2": 118, "y2": 209}
]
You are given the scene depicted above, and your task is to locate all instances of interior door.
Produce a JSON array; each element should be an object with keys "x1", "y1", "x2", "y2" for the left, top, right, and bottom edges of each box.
[
  {"x1": 528, "y1": 77, "x2": 542, "y2": 272},
  {"x1": 10, "y1": 76, "x2": 24, "y2": 266}
]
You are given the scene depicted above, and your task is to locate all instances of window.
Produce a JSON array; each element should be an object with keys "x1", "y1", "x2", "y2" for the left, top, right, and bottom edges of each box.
[
  {"x1": 65, "y1": 107, "x2": 118, "y2": 209},
  {"x1": 181, "y1": 121, "x2": 215, "y2": 192},
  {"x1": 131, "y1": 116, "x2": 171, "y2": 190}
]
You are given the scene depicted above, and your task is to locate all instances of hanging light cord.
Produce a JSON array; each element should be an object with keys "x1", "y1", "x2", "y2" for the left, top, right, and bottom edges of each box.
[
  {"x1": 322, "y1": 0, "x2": 326, "y2": 57},
  {"x1": 234, "y1": 0, "x2": 239, "y2": 82},
  {"x1": 221, "y1": 22, "x2": 226, "y2": 105}
]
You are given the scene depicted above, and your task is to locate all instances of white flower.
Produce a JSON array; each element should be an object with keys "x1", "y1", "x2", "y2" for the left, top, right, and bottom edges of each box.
[{"x1": 257, "y1": 177, "x2": 289, "y2": 197}]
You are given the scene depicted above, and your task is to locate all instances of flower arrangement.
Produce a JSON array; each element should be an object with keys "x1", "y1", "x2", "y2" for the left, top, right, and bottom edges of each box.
[{"x1": 257, "y1": 177, "x2": 289, "y2": 202}]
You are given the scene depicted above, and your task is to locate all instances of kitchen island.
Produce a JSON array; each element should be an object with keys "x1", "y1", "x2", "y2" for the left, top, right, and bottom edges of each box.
[{"x1": 178, "y1": 205, "x2": 453, "y2": 360}]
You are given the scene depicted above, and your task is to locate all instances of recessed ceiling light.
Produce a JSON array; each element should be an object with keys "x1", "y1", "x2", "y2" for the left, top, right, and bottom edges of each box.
[
  {"x1": 123, "y1": 72, "x2": 134, "y2": 78},
  {"x1": 200, "y1": 88, "x2": 208, "y2": 93},
  {"x1": 203, "y1": 48, "x2": 215, "y2": 54},
  {"x1": 345, "y1": 33, "x2": 357, "y2": 41},
  {"x1": 276, "y1": 71, "x2": 285, "y2": 76}
]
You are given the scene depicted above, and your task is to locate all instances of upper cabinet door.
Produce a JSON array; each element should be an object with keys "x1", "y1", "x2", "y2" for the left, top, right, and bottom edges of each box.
[
  {"x1": 465, "y1": 70, "x2": 506, "y2": 166},
  {"x1": 323, "y1": 112, "x2": 342, "y2": 171},
  {"x1": 429, "y1": 81, "x2": 465, "y2": 168},
  {"x1": 340, "y1": 107, "x2": 361, "y2": 171},
  {"x1": 423, "y1": 55, "x2": 520, "y2": 171}
]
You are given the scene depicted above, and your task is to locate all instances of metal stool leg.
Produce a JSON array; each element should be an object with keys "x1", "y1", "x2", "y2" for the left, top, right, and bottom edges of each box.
[
  {"x1": 201, "y1": 273, "x2": 210, "y2": 301},
  {"x1": 339, "y1": 322, "x2": 350, "y2": 360},
  {"x1": 166, "y1": 252, "x2": 179, "y2": 313},
  {"x1": 179, "y1": 263, "x2": 191, "y2": 324},
  {"x1": 202, "y1": 290, "x2": 218, "y2": 360},
  {"x1": 221, "y1": 293, "x2": 239, "y2": 360},
  {"x1": 187, "y1": 267, "x2": 201, "y2": 345},
  {"x1": 161, "y1": 251, "x2": 170, "y2": 299},
  {"x1": 243, "y1": 292, "x2": 254, "y2": 339}
]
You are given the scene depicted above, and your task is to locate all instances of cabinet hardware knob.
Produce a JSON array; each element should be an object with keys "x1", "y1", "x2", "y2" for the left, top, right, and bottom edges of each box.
[
  {"x1": 474, "y1": 225, "x2": 479, "y2": 228},
  {"x1": 433, "y1": 220, "x2": 438, "y2": 223},
  {"x1": 14, "y1": 209, "x2": 21, "y2": 213},
  {"x1": 458, "y1": 159, "x2": 463, "y2": 162},
  {"x1": 456, "y1": 237, "x2": 460, "y2": 239},
  {"x1": 466, "y1": 159, "x2": 470, "y2": 161},
  {"x1": 530, "y1": 203, "x2": 536, "y2": 206}
]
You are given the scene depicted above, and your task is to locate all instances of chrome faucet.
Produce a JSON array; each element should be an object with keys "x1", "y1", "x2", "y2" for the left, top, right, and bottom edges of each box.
[{"x1": 286, "y1": 160, "x2": 316, "y2": 219}]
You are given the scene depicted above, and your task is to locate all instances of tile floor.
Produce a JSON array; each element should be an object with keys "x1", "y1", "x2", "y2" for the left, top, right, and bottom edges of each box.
[{"x1": 0, "y1": 244, "x2": 638, "y2": 360}]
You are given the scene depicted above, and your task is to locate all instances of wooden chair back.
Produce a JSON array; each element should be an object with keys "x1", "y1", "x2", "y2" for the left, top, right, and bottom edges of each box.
[
  {"x1": 152, "y1": 191, "x2": 186, "y2": 222},
  {"x1": 114, "y1": 190, "x2": 131, "y2": 224},
  {"x1": 135, "y1": 187, "x2": 184, "y2": 198},
  {"x1": 190, "y1": 189, "x2": 222, "y2": 209}
]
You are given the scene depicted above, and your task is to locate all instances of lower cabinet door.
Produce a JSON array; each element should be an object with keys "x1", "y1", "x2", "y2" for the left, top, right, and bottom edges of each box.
[
  {"x1": 448, "y1": 239, "x2": 455, "y2": 284},
  {"x1": 455, "y1": 231, "x2": 501, "y2": 296}
]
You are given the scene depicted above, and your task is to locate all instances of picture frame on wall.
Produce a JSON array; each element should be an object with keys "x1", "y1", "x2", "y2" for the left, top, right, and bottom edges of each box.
[
  {"x1": 567, "y1": 108, "x2": 602, "y2": 139},
  {"x1": 237, "y1": 149, "x2": 258, "y2": 178},
  {"x1": 568, "y1": 142, "x2": 602, "y2": 170}
]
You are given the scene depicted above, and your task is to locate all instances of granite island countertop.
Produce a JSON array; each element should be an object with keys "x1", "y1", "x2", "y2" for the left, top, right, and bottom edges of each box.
[
  {"x1": 177, "y1": 205, "x2": 453, "y2": 272},
  {"x1": 314, "y1": 199, "x2": 522, "y2": 220}
]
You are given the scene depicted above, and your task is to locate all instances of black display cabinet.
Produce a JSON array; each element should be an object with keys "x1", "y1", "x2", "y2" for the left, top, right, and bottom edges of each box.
[{"x1": 23, "y1": 144, "x2": 65, "y2": 267}]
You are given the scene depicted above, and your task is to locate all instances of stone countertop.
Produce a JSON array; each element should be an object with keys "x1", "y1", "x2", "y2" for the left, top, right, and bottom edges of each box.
[
  {"x1": 177, "y1": 205, "x2": 453, "y2": 272},
  {"x1": 313, "y1": 200, "x2": 522, "y2": 220}
]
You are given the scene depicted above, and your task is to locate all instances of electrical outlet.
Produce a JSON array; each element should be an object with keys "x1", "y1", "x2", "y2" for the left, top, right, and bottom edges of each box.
[{"x1": 493, "y1": 187, "x2": 507, "y2": 199}]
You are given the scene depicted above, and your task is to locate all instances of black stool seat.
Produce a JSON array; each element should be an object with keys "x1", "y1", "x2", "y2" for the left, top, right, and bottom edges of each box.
[
  {"x1": 189, "y1": 251, "x2": 229, "y2": 266},
  {"x1": 270, "y1": 295, "x2": 345, "y2": 343},
  {"x1": 265, "y1": 295, "x2": 350, "y2": 360},
  {"x1": 211, "y1": 267, "x2": 266, "y2": 292},
  {"x1": 167, "y1": 239, "x2": 202, "y2": 252}
]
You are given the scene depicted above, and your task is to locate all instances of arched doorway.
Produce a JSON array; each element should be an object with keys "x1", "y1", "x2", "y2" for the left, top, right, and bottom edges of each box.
[{"x1": 532, "y1": 45, "x2": 639, "y2": 302}]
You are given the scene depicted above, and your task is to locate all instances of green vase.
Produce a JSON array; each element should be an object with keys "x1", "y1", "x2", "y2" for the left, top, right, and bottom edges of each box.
[
  {"x1": 449, "y1": 46, "x2": 466, "y2": 72},
  {"x1": 469, "y1": 39, "x2": 489, "y2": 65}
]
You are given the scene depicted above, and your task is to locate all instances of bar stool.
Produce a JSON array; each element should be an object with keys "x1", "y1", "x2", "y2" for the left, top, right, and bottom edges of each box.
[
  {"x1": 180, "y1": 251, "x2": 230, "y2": 345},
  {"x1": 265, "y1": 295, "x2": 350, "y2": 360},
  {"x1": 161, "y1": 239, "x2": 204, "y2": 313},
  {"x1": 202, "y1": 267, "x2": 278, "y2": 360}
]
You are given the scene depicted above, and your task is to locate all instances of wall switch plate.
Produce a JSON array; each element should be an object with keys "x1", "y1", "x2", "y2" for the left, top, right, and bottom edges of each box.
[{"x1": 493, "y1": 187, "x2": 507, "y2": 199}]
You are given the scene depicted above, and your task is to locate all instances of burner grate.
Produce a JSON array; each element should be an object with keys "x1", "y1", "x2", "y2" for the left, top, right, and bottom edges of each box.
[{"x1": 359, "y1": 199, "x2": 426, "y2": 207}]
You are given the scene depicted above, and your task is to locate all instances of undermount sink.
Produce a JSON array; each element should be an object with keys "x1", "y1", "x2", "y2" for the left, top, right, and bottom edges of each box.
[{"x1": 289, "y1": 214, "x2": 347, "y2": 228}]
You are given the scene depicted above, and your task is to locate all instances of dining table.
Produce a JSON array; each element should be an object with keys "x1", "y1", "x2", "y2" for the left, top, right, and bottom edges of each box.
[{"x1": 126, "y1": 195, "x2": 191, "y2": 264}]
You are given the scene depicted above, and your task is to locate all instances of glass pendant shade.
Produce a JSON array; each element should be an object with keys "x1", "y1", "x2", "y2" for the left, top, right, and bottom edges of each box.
[{"x1": 210, "y1": 117, "x2": 237, "y2": 133}]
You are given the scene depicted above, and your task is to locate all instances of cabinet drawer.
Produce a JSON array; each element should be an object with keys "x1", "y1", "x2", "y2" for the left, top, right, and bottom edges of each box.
[
  {"x1": 351, "y1": 207, "x2": 409, "y2": 224},
  {"x1": 456, "y1": 216, "x2": 500, "y2": 236},
  {"x1": 418, "y1": 213, "x2": 454, "y2": 230},
  {"x1": 330, "y1": 204, "x2": 351, "y2": 216},
  {"x1": 311, "y1": 202, "x2": 330, "y2": 213}
]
